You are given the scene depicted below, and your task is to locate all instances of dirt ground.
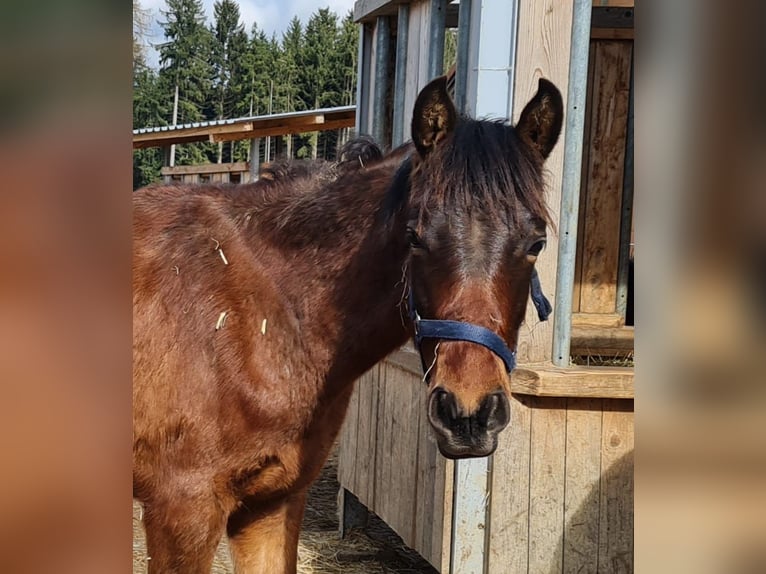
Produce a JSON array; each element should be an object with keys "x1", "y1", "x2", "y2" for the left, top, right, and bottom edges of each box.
[{"x1": 133, "y1": 449, "x2": 438, "y2": 573}]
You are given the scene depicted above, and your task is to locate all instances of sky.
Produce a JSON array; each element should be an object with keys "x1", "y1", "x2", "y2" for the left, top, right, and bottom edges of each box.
[{"x1": 138, "y1": 0, "x2": 357, "y2": 69}]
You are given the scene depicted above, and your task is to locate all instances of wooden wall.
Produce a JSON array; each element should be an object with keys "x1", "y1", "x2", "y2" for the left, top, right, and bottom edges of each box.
[
  {"x1": 337, "y1": 350, "x2": 453, "y2": 571},
  {"x1": 338, "y1": 352, "x2": 634, "y2": 573},
  {"x1": 160, "y1": 162, "x2": 252, "y2": 184},
  {"x1": 572, "y1": 39, "x2": 633, "y2": 318},
  {"x1": 488, "y1": 394, "x2": 633, "y2": 574}
]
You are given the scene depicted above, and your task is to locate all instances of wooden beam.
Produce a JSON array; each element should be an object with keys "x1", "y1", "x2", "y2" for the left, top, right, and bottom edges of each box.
[
  {"x1": 591, "y1": 27, "x2": 634, "y2": 40},
  {"x1": 592, "y1": 0, "x2": 633, "y2": 6},
  {"x1": 210, "y1": 117, "x2": 356, "y2": 143},
  {"x1": 571, "y1": 324, "x2": 634, "y2": 355},
  {"x1": 134, "y1": 134, "x2": 210, "y2": 150},
  {"x1": 511, "y1": 364, "x2": 634, "y2": 399},
  {"x1": 572, "y1": 312, "x2": 625, "y2": 328},
  {"x1": 160, "y1": 162, "x2": 249, "y2": 176}
]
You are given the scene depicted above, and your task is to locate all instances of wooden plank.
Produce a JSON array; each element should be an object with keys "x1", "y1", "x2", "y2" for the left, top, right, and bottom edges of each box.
[
  {"x1": 337, "y1": 377, "x2": 361, "y2": 493},
  {"x1": 528, "y1": 397, "x2": 567, "y2": 573},
  {"x1": 511, "y1": 364, "x2": 633, "y2": 399},
  {"x1": 488, "y1": 394, "x2": 533, "y2": 574},
  {"x1": 161, "y1": 162, "x2": 249, "y2": 176},
  {"x1": 562, "y1": 398, "x2": 603, "y2": 574},
  {"x1": 579, "y1": 41, "x2": 632, "y2": 314},
  {"x1": 572, "y1": 40, "x2": 597, "y2": 314},
  {"x1": 385, "y1": 344, "x2": 422, "y2": 376},
  {"x1": 412, "y1": 362, "x2": 445, "y2": 568},
  {"x1": 597, "y1": 401, "x2": 634, "y2": 573},
  {"x1": 353, "y1": 366, "x2": 380, "y2": 504},
  {"x1": 570, "y1": 324, "x2": 634, "y2": 355},
  {"x1": 572, "y1": 312, "x2": 625, "y2": 327},
  {"x1": 211, "y1": 116, "x2": 357, "y2": 142},
  {"x1": 590, "y1": 28, "x2": 634, "y2": 40},
  {"x1": 440, "y1": 458, "x2": 454, "y2": 574},
  {"x1": 374, "y1": 362, "x2": 421, "y2": 547},
  {"x1": 592, "y1": 0, "x2": 634, "y2": 6},
  {"x1": 512, "y1": 0, "x2": 574, "y2": 363}
]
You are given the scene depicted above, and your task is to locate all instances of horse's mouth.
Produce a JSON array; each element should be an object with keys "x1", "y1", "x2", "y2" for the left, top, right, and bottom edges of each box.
[{"x1": 433, "y1": 432, "x2": 499, "y2": 459}]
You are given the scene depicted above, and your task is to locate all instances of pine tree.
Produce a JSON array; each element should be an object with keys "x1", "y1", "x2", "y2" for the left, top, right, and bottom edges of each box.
[
  {"x1": 300, "y1": 8, "x2": 339, "y2": 159},
  {"x1": 210, "y1": 0, "x2": 248, "y2": 162},
  {"x1": 158, "y1": 0, "x2": 215, "y2": 165},
  {"x1": 133, "y1": 0, "x2": 167, "y2": 189},
  {"x1": 277, "y1": 17, "x2": 304, "y2": 158}
]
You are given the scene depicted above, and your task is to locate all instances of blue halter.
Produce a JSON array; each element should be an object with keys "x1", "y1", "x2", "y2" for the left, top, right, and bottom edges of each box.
[{"x1": 408, "y1": 268, "x2": 551, "y2": 378}]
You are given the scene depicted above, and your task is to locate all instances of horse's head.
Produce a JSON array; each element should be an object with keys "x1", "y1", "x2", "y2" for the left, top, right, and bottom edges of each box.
[{"x1": 402, "y1": 76, "x2": 563, "y2": 458}]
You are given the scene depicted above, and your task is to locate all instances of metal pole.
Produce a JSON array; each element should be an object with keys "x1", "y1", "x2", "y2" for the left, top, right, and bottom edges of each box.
[
  {"x1": 428, "y1": 0, "x2": 446, "y2": 80},
  {"x1": 355, "y1": 24, "x2": 369, "y2": 134},
  {"x1": 372, "y1": 16, "x2": 391, "y2": 146},
  {"x1": 455, "y1": 0, "x2": 472, "y2": 114},
  {"x1": 552, "y1": 0, "x2": 593, "y2": 367},
  {"x1": 249, "y1": 138, "x2": 259, "y2": 181},
  {"x1": 392, "y1": 4, "x2": 410, "y2": 147},
  {"x1": 616, "y1": 53, "x2": 634, "y2": 319},
  {"x1": 169, "y1": 83, "x2": 179, "y2": 167}
]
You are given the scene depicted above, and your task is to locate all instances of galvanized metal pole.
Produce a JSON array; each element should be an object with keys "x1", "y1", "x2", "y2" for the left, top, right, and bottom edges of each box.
[
  {"x1": 454, "y1": 0, "x2": 472, "y2": 114},
  {"x1": 552, "y1": 0, "x2": 593, "y2": 367},
  {"x1": 616, "y1": 55, "x2": 634, "y2": 319},
  {"x1": 428, "y1": 0, "x2": 446, "y2": 80},
  {"x1": 355, "y1": 23, "x2": 372, "y2": 135},
  {"x1": 249, "y1": 138, "x2": 259, "y2": 181},
  {"x1": 392, "y1": 4, "x2": 410, "y2": 147},
  {"x1": 372, "y1": 16, "x2": 391, "y2": 146}
]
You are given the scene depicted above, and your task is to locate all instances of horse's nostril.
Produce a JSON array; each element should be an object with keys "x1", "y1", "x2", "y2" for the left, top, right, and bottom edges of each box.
[
  {"x1": 480, "y1": 390, "x2": 510, "y2": 432},
  {"x1": 434, "y1": 388, "x2": 458, "y2": 421}
]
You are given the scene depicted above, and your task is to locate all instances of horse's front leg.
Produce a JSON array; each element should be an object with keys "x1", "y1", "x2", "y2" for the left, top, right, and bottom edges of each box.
[{"x1": 226, "y1": 490, "x2": 307, "y2": 574}]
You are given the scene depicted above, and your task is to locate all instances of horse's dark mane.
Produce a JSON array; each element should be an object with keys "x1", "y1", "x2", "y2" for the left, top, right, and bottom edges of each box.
[{"x1": 383, "y1": 118, "x2": 552, "y2": 227}]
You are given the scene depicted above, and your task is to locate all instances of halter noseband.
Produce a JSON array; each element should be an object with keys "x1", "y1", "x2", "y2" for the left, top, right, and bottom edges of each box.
[{"x1": 408, "y1": 268, "x2": 551, "y2": 378}]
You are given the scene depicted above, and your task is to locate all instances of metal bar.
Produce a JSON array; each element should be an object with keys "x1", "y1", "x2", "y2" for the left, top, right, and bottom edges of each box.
[
  {"x1": 428, "y1": 0, "x2": 447, "y2": 80},
  {"x1": 249, "y1": 138, "x2": 259, "y2": 180},
  {"x1": 455, "y1": 0, "x2": 472, "y2": 114},
  {"x1": 552, "y1": 0, "x2": 593, "y2": 367},
  {"x1": 372, "y1": 16, "x2": 391, "y2": 146},
  {"x1": 392, "y1": 4, "x2": 410, "y2": 147},
  {"x1": 616, "y1": 51, "x2": 635, "y2": 318},
  {"x1": 355, "y1": 24, "x2": 370, "y2": 134}
]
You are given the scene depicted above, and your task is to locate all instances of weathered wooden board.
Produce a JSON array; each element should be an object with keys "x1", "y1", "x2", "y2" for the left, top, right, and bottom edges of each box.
[
  {"x1": 579, "y1": 41, "x2": 632, "y2": 314},
  {"x1": 598, "y1": 400, "x2": 634, "y2": 573},
  {"x1": 512, "y1": 0, "x2": 574, "y2": 364},
  {"x1": 528, "y1": 397, "x2": 568, "y2": 573},
  {"x1": 563, "y1": 398, "x2": 603, "y2": 574},
  {"x1": 488, "y1": 394, "x2": 533, "y2": 574},
  {"x1": 572, "y1": 40, "x2": 597, "y2": 314},
  {"x1": 511, "y1": 364, "x2": 634, "y2": 399},
  {"x1": 337, "y1": 353, "x2": 451, "y2": 571}
]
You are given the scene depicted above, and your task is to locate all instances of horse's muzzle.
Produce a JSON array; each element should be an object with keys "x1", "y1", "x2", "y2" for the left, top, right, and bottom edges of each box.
[{"x1": 427, "y1": 388, "x2": 511, "y2": 459}]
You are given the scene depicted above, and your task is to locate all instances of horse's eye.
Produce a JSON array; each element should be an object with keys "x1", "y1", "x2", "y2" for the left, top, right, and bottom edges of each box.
[
  {"x1": 528, "y1": 239, "x2": 546, "y2": 257},
  {"x1": 406, "y1": 227, "x2": 424, "y2": 249}
]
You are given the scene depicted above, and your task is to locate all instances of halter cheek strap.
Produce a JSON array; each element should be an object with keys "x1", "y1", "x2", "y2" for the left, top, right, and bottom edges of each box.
[{"x1": 409, "y1": 268, "x2": 551, "y2": 378}]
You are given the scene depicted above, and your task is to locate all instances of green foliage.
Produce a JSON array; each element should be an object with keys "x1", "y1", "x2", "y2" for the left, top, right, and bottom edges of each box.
[{"x1": 133, "y1": 2, "x2": 360, "y2": 183}]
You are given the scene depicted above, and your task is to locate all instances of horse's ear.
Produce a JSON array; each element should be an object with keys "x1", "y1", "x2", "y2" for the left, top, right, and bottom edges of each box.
[
  {"x1": 516, "y1": 78, "x2": 564, "y2": 160},
  {"x1": 411, "y1": 76, "x2": 457, "y2": 157}
]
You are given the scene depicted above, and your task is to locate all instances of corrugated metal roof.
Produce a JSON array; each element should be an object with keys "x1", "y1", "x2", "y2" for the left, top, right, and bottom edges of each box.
[{"x1": 132, "y1": 106, "x2": 357, "y2": 136}]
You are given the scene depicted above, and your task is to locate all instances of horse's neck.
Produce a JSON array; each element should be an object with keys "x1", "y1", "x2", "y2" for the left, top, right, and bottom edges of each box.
[{"x1": 260, "y1": 163, "x2": 411, "y2": 389}]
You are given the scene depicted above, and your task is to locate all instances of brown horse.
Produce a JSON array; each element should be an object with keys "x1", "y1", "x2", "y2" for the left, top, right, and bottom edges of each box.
[{"x1": 133, "y1": 76, "x2": 563, "y2": 573}]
